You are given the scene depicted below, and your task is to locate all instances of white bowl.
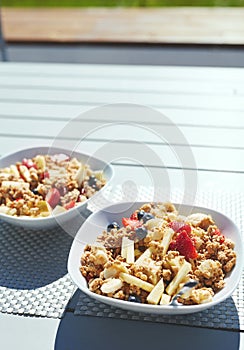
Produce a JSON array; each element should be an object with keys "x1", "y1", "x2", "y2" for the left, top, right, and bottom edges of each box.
[
  {"x1": 68, "y1": 201, "x2": 243, "y2": 315},
  {"x1": 0, "y1": 146, "x2": 114, "y2": 230}
]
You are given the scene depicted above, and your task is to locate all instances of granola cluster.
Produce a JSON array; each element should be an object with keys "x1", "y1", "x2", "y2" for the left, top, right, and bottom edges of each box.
[
  {"x1": 0, "y1": 153, "x2": 106, "y2": 217},
  {"x1": 80, "y1": 202, "x2": 236, "y2": 306}
]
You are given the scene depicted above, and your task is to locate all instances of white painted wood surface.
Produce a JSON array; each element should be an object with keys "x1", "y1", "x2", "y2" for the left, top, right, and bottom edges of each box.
[{"x1": 0, "y1": 63, "x2": 244, "y2": 177}]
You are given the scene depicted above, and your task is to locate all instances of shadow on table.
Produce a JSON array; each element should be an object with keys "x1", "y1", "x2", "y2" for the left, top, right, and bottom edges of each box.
[
  {"x1": 0, "y1": 220, "x2": 74, "y2": 289},
  {"x1": 54, "y1": 290, "x2": 241, "y2": 350}
]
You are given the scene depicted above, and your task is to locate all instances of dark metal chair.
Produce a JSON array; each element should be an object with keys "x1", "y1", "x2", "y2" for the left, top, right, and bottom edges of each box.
[{"x1": 0, "y1": 6, "x2": 8, "y2": 61}]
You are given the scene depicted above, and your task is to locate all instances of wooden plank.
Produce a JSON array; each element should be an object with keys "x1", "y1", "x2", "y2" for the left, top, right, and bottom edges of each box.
[{"x1": 2, "y1": 8, "x2": 244, "y2": 45}]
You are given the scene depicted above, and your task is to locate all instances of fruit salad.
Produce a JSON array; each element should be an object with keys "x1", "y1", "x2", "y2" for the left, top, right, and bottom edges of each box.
[
  {"x1": 80, "y1": 202, "x2": 236, "y2": 306},
  {"x1": 0, "y1": 153, "x2": 106, "y2": 217}
]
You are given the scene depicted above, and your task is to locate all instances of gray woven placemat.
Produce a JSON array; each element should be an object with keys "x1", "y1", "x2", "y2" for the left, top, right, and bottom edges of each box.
[
  {"x1": 74, "y1": 276, "x2": 243, "y2": 331},
  {"x1": 74, "y1": 188, "x2": 244, "y2": 331},
  {"x1": 0, "y1": 221, "x2": 76, "y2": 318},
  {"x1": 0, "y1": 187, "x2": 243, "y2": 324}
]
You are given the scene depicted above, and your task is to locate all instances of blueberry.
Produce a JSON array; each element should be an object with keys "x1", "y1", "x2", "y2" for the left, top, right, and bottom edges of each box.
[
  {"x1": 142, "y1": 213, "x2": 154, "y2": 223},
  {"x1": 107, "y1": 222, "x2": 120, "y2": 232},
  {"x1": 32, "y1": 188, "x2": 39, "y2": 195},
  {"x1": 88, "y1": 175, "x2": 97, "y2": 187},
  {"x1": 135, "y1": 227, "x2": 148, "y2": 240},
  {"x1": 137, "y1": 210, "x2": 145, "y2": 220},
  {"x1": 128, "y1": 295, "x2": 141, "y2": 303}
]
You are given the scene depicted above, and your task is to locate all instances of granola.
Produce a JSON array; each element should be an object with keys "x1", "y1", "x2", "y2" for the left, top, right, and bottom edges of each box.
[
  {"x1": 80, "y1": 202, "x2": 237, "y2": 306},
  {"x1": 0, "y1": 153, "x2": 106, "y2": 217}
]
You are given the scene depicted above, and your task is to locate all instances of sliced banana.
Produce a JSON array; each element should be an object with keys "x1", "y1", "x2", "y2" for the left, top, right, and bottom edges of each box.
[
  {"x1": 18, "y1": 165, "x2": 31, "y2": 182},
  {"x1": 34, "y1": 155, "x2": 46, "y2": 172},
  {"x1": 101, "y1": 278, "x2": 123, "y2": 294},
  {"x1": 1, "y1": 181, "x2": 30, "y2": 191},
  {"x1": 135, "y1": 247, "x2": 152, "y2": 265},
  {"x1": 160, "y1": 294, "x2": 171, "y2": 305},
  {"x1": 147, "y1": 279, "x2": 165, "y2": 305},
  {"x1": 74, "y1": 164, "x2": 87, "y2": 187},
  {"x1": 119, "y1": 272, "x2": 154, "y2": 292},
  {"x1": 161, "y1": 227, "x2": 175, "y2": 256},
  {"x1": 166, "y1": 261, "x2": 192, "y2": 296}
]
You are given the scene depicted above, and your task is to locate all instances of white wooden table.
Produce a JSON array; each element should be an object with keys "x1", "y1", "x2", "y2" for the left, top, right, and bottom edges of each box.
[{"x1": 0, "y1": 62, "x2": 244, "y2": 350}]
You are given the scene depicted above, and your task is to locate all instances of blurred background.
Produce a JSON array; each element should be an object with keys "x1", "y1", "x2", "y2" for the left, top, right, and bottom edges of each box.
[{"x1": 1, "y1": 0, "x2": 244, "y2": 65}]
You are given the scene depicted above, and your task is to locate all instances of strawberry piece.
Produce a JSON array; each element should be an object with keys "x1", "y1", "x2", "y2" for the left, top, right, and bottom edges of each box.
[
  {"x1": 51, "y1": 154, "x2": 70, "y2": 163},
  {"x1": 64, "y1": 200, "x2": 76, "y2": 210},
  {"x1": 213, "y1": 228, "x2": 225, "y2": 243},
  {"x1": 39, "y1": 171, "x2": 50, "y2": 181},
  {"x1": 45, "y1": 188, "x2": 60, "y2": 208},
  {"x1": 130, "y1": 211, "x2": 138, "y2": 220},
  {"x1": 22, "y1": 158, "x2": 37, "y2": 170},
  {"x1": 43, "y1": 171, "x2": 50, "y2": 179},
  {"x1": 122, "y1": 217, "x2": 142, "y2": 230},
  {"x1": 169, "y1": 221, "x2": 191, "y2": 235},
  {"x1": 169, "y1": 230, "x2": 198, "y2": 260}
]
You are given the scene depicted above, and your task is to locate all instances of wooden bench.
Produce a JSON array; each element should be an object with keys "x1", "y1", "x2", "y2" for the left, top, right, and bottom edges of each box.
[{"x1": 2, "y1": 7, "x2": 244, "y2": 45}]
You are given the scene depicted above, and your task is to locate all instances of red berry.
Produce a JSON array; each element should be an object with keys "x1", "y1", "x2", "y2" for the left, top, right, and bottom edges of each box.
[
  {"x1": 39, "y1": 171, "x2": 50, "y2": 181},
  {"x1": 58, "y1": 186, "x2": 67, "y2": 197},
  {"x1": 214, "y1": 228, "x2": 225, "y2": 243},
  {"x1": 122, "y1": 217, "x2": 142, "y2": 230},
  {"x1": 130, "y1": 211, "x2": 138, "y2": 220},
  {"x1": 22, "y1": 158, "x2": 37, "y2": 169},
  {"x1": 44, "y1": 171, "x2": 50, "y2": 179},
  {"x1": 64, "y1": 200, "x2": 76, "y2": 210},
  {"x1": 45, "y1": 188, "x2": 60, "y2": 208},
  {"x1": 169, "y1": 230, "x2": 198, "y2": 260},
  {"x1": 169, "y1": 221, "x2": 191, "y2": 235}
]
